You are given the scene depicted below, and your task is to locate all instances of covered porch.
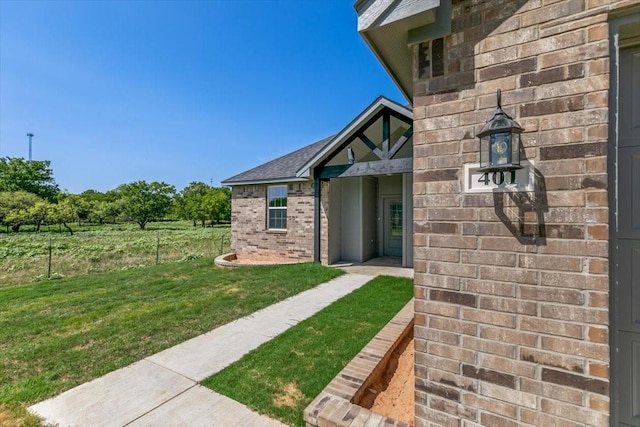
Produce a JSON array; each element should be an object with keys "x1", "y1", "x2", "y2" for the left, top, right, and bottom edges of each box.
[{"x1": 297, "y1": 97, "x2": 414, "y2": 268}]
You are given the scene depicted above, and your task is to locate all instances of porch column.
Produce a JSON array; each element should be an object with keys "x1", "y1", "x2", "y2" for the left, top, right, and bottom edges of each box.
[{"x1": 314, "y1": 176, "x2": 321, "y2": 263}]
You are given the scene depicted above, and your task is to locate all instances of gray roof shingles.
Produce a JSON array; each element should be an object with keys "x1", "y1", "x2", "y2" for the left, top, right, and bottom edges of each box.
[{"x1": 221, "y1": 135, "x2": 335, "y2": 185}]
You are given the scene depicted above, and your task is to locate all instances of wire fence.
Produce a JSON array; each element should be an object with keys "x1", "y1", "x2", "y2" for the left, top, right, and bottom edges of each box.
[{"x1": 0, "y1": 225, "x2": 231, "y2": 287}]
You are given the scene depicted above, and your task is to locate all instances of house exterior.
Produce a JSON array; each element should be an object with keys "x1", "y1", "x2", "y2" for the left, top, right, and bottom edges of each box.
[
  {"x1": 354, "y1": 0, "x2": 640, "y2": 426},
  {"x1": 222, "y1": 96, "x2": 415, "y2": 268}
]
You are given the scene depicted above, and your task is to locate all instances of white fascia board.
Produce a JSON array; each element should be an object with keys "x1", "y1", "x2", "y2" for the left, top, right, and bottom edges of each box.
[
  {"x1": 295, "y1": 97, "x2": 412, "y2": 179},
  {"x1": 356, "y1": 0, "x2": 397, "y2": 31},
  {"x1": 357, "y1": 0, "x2": 439, "y2": 32},
  {"x1": 222, "y1": 177, "x2": 309, "y2": 186},
  {"x1": 381, "y1": 0, "x2": 440, "y2": 29}
]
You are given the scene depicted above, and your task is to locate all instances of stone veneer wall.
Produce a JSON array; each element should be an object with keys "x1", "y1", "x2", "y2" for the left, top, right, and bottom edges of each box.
[
  {"x1": 231, "y1": 182, "x2": 315, "y2": 262},
  {"x1": 411, "y1": 1, "x2": 636, "y2": 425}
]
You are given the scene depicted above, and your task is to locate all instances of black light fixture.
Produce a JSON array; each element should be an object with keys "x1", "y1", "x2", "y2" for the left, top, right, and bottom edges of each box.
[{"x1": 478, "y1": 89, "x2": 523, "y2": 173}]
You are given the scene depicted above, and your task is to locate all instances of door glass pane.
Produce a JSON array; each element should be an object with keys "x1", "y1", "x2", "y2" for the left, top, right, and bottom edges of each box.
[{"x1": 391, "y1": 202, "x2": 402, "y2": 236}]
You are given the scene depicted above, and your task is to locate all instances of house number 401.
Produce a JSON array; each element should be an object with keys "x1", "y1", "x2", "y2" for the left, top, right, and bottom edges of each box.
[{"x1": 477, "y1": 171, "x2": 516, "y2": 186}]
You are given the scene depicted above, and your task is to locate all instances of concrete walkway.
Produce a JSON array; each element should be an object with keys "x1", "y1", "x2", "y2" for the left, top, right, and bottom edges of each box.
[{"x1": 29, "y1": 273, "x2": 373, "y2": 427}]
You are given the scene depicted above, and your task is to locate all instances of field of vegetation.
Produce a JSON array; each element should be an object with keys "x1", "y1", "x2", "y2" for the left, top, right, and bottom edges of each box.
[{"x1": 0, "y1": 221, "x2": 230, "y2": 288}]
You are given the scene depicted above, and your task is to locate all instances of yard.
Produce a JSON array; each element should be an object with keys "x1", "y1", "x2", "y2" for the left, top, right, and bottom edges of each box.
[
  {"x1": 0, "y1": 221, "x2": 231, "y2": 288},
  {"x1": 0, "y1": 259, "x2": 342, "y2": 426},
  {"x1": 204, "y1": 275, "x2": 414, "y2": 427}
]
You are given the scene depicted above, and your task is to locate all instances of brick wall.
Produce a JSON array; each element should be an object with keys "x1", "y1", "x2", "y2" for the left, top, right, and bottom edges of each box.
[
  {"x1": 411, "y1": 1, "x2": 635, "y2": 425},
  {"x1": 231, "y1": 182, "x2": 315, "y2": 261}
]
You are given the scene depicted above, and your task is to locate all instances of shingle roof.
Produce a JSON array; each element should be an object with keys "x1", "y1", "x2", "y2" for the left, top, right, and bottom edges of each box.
[{"x1": 221, "y1": 135, "x2": 335, "y2": 185}]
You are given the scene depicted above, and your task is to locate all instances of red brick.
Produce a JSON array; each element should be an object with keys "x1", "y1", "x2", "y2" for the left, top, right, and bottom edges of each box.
[
  {"x1": 521, "y1": 95, "x2": 584, "y2": 117},
  {"x1": 587, "y1": 224, "x2": 608, "y2": 240},
  {"x1": 589, "y1": 292, "x2": 608, "y2": 308},
  {"x1": 542, "y1": 368, "x2": 609, "y2": 395},
  {"x1": 521, "y1": 409, "x2": 584, "y2": 427},
  {"x1": 430, "y1": 261, "x2": 478, "y2": 278},
  {"x1": 540, "y1": 271, "x2": 608, "y2": 290},
  {"x1": 479, "y1": 295, "x2": 537, "y2": 315},
  {"x1": 519, "y1": 286, "x2": 585, "y2": 305},
  {"x1": 430, "y1": 234, "x2": 478, "y2": 249},
  {"x1": 586, "y1": 190, "x2": 608, "y2": 207},
  {"x1": 590, "y1": 395, "x2": 609, "y2": 412},
  {"x1": 588, "y1": 23, "x2": 608, "y2": 41},
  {"x1": 462, "y1": 336, "x2": 517, "y2": 358},
  {"x1": 462, "y1": 278, "x2": 516, "y2": 297},
  {"x1": 463, "y1": 393, "x2": 518, "y2": 419},
  {"x1": 541, "y1": 336, "x2": 609, "y2": 360},
  {"x1": 541, "y1": 40, "x2": 609, "y2": 69},
  {"x1": 429, "y1": 317, "x2": 477, "y2": 336},
  {"x1": 588, "y1": 258, "x2": 608, "y2": 274},
  {"x1": 461, "y1": 307, "x2": 516, "y2": 328},
  {"x1": 520, "y1": 0, "x2": 585, "y2": 27},
  {"x1": 461, "y1": 250, "x2": 516, "y2": 266},
  {"x1": 518, "y1": 254, "x2": 583, "y2": 272},
  {"x1": 416, "y1": 325, "x2": 460, "y2": 346},
  {"x1": 417, "y1": 273, "x2": 461, "y2": 290},
  {"x1": 588, "y1": 326, "x2": 609, "y2": 344},
  {"x1": 523, "y1": 377, "x2": 585, "y2": 406},
  {"x1": 520, "y1": 348, "x2": 585, "y2": 373},
  {"x1": 541, "y1": 304, "x2": 608, "y2": 324},
  {"x1": 479, "y1": 265, "x2": 538, "y2": 285},
  {"x1": 520, "y1": 63, "x2": 585, "y2": 87},
  {"x1": 589, "y1": 362, "x2": 609, "y2": 378},
  {"x1": 479, "y1": 325, "x2": 538, "y2": 347},
  {"x1": 428, "y1": 342, "x2": 476, "y2": 364},
  {"x1": 521, "y1": 317, "x2": 583, "y2": 338}
]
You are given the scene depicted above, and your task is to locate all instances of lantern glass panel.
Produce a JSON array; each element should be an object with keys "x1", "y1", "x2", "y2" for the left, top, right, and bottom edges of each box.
[
  {"x1": 480, "y1": 135, "x2": 489, "y2": 168},
  {"x1": 511, "y1": 133, "x2": 521, "y2": 166},
  {"x1": 489, "y1": 132, "x2": 511, "y2": 167}
]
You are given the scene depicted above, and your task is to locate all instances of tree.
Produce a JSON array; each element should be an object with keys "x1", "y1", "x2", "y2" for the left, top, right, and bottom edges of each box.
[
  {"x1": 0, "y1": 157, "x2": 59, "y2": 202},
  {"x1": 28, "y1": 200, "x2": 54, "y2": 232},
  {"x1": 0, "y1": 191, "x2": 43, "y2": 232},
  {"x1": 178, "y1": 181, "x2": 211, "y2": 226},
  {"x1": 119, "y1": 181, "x2": 175, "y2": 229},
  {"x1": 52, "y1": 194, "x2": 85, "y2": 235},
  {"x1": 79, "y1": 189, "x2": 108, "y2": 203},
  {"x1": 204, "y1": 187, "x2": 231, "y2": 224}
]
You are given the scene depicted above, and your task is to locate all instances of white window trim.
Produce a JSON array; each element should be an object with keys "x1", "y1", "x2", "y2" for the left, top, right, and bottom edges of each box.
[{"x1": 267, "y1": 185, "x2": 287, "y2": 230}]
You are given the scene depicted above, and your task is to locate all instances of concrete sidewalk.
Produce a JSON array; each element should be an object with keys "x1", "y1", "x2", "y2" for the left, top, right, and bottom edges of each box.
[{"x1": 30, "y1": 273, "x2": 373, "y2": 427}]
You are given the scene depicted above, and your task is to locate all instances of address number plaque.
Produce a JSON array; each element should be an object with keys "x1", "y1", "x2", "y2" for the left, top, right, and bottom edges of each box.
[{"x1": 463, "y1": 161, "x2": 535, "y2": 193}]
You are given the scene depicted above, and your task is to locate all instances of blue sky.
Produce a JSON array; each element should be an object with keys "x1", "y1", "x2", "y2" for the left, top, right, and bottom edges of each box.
[{"x1": 0, "y1": 0, "x2": 403, "y2": 193}]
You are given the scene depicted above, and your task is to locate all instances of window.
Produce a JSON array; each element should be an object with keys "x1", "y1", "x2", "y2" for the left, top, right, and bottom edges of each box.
[{"x1": 267, "y1": 185, "x2": 287, "y2": 229}]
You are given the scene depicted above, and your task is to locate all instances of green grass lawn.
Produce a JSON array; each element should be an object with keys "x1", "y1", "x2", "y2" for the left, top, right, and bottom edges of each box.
[
  {"x1": 203, "y1": 275, "x2": 414, "y2": 427},
  {"x1": 0, "y1": 221, "x2": 231, "y2": 288},
  {"x1": 0, "y1": 260, "x2": 342, "y2": 426}
]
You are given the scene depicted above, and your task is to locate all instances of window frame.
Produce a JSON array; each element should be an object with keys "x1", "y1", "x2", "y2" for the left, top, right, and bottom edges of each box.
[{"x1": 267, "y1": 185, "x2": 288, "y2": 230}]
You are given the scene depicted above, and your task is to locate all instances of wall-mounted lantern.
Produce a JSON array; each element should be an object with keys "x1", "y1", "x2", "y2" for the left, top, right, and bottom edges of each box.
[{"x1": 478, "y1": 89, "x2": 523, "y2": 173}]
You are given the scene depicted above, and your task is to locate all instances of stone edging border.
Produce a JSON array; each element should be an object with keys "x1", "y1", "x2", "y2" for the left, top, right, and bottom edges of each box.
[
  {"x1": 303, "y1": 300, "x2": 414, "y2": 427},
  {"x1": 214, "y1": 252, "x2": 303, "y2": 268}
]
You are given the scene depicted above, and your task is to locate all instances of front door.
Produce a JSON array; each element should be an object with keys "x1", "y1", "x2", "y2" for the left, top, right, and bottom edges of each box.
[
  {"x1": 383, "y1": 198, "x2": 402, "y2": 257},
  {"x1": 614, "y1": 44, "x2": 640, "y2": 427}
]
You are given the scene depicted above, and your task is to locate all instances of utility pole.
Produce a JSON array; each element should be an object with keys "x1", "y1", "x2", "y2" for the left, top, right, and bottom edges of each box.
[{"x1": 27, "y1": 133, "x2": 34, "y2": 160}]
